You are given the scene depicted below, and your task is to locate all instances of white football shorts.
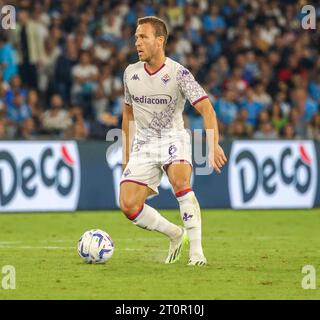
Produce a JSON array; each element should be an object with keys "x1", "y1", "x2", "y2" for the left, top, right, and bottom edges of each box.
[{"x1": 120, "y1": 132, "x2": 192, "y2": 194}]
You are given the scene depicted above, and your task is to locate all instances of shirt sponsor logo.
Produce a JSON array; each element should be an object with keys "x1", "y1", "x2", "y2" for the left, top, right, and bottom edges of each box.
[{"x1": 131, "y1": 94, "x2": 172, "y2": 105}]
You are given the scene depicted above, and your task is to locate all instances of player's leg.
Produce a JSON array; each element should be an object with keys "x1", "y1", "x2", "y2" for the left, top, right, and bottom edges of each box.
[
  {"x1": 119, "y1": 181, "x2": 182, "y2": 241},
  {"x1": 166, "y1": 161, "x2": 207, "y2": 266}
]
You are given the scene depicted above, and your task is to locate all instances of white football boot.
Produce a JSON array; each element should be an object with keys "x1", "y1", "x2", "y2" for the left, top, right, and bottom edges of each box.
[
  {"x1": 187, "y1": 255, "x2": 207, "y2": 266},
  {"x1": 165, "y1": 227, "x2": 188, "y2": 264}
]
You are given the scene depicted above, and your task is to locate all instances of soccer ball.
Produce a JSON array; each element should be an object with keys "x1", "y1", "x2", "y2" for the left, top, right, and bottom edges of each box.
[{"x1": 77, "y1": 229, "x2": 114, "y2": 264}]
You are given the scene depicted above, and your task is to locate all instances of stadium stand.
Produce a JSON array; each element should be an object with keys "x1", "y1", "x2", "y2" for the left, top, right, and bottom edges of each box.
[{"x1": 0, "y1": 0, "x2": 319, "y2": 140}]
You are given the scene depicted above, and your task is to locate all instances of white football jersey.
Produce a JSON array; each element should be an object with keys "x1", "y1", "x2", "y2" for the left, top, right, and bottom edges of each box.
[{"x1": 123, "y1": 57, "x2": 208, "y2": 144}]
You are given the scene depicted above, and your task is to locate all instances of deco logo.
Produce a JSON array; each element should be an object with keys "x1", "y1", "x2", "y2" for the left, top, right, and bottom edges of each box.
[
  {"x1": 0, "y1": 142, "x2": 80, "y2": 211},
  {"x1": 228, "y1": 141, "x2": 318, "y2": 209}
]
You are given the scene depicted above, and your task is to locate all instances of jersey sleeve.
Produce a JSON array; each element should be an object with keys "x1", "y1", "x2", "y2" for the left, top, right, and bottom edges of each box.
[
  {"x1": 176, "y1": 66, "x2": 208, "y2": 106},
  {"x1": 123, "y1": 67, "x2": 132, "y2": 106}
]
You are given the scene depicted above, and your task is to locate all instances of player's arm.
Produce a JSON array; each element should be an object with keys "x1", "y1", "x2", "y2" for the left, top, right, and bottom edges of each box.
[
  {"x1": 193, "y1": 99, "x2": 227, "y2": 174},
  {"x1": 122, "y1": 103, "x2": 134, "y2": 171},
  {"x1": 122, "y1": 67, "x2": 135, "y2": 171},
  {"x1": 176, "y1": 66, "x2": 227, "y2": 173}
]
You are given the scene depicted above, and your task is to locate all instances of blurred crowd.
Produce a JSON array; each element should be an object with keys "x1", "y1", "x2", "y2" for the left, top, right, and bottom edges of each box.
[{"x1": 0, "y1": 0, "x2": 319, "y2": 141}]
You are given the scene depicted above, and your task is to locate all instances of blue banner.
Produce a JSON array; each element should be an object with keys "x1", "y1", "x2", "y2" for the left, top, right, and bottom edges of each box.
[{"x1": 0, "y1": 140, "x2": 318, "y2": 211}]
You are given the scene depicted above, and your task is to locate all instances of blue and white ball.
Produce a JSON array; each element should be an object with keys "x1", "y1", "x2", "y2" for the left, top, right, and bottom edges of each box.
[{"x1": 77, "y1": 229, "x2": 114, "y2": 264}]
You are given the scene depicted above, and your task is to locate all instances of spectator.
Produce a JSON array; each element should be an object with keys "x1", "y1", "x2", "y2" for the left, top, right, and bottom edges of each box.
[
  {"x1": 0, "y1": 33, "x2": 18, "y2": 83},
  {"x1": 275, "y1": 91, "x2": 291, "y2": 117},
  {"x1": 253, "y1": 121, "x2": 278, "y2": 139},
  {"x1": 307, "y1": 113, "x2": 320, "y2": 141},
  {"x1": 204, "y1": 68, "x2": 221, "y2": 97},
  {"x1": 309, "y1": 73, "x2": 320, "y2": 105},
  {"x1": 5, "y1": 75, "x2": 27, "y2": 106},
  {"x1": 38, "y1": 37, "x2": 61, "y2": 94},
  {"x1": 0, "y1": 119, "x2": 8, "y2": 138},
  {"x1": 226, "y1": 13, "x2": 247, "y2": 41},
  {"x1": 42, "y1": 94, "x2": 72, "y2": 135},
  {"x1": 228, "y1": 119, "x2": 249, "y2": 139},
  {"x1": 54, "y1": 38, "x2": 78, "y2": 104},
  {"x1": 94, "y1": 35, "x2": 114, "y2": 63},
  {"x1": 0, "y1": 82, "x2": 7, "y2": 105},
  {"x1": 101, "y1": 10, "x2": 123, "y2": 39},
  {"x1": 212, "y1": 55, "x2": 230, "y2": 87},
  {"x1": 235, "y1": 108, "x2": 253, "y2": 136},
  {"x1": 115, "y1": 25, "x2": 135, "y2": 55},
  {"x1": 166, "y1": 0, "x2": 184, "y2": 28},
  {"x1": 289, "y1": 107, "x2": 306, "y2": 138},
  {"x1": 203, "y1": 4, "x2": 226, "y2": 34},
  {"x1": 10, "y1": 9, "x2": 45, "y2": 89},
  {"x1": 70, "y1": 22, "x2": 94, "y2": 51},
  {"x1": 256, "y1": 109, "x2": 270, "y2": 129},
  {"x1": 291, "y1": 88, "x2": 318, "y2": 123},
  {"x1": 71, "y1": 50, "x2": 98, "y2": 114},
  {"x1": 32, "y1": 3, "x2": 50, "y2": 40},
  {"x1": 282, "y1": 122, "x2": 296, "y2": 139},
  {"x1": 174, "y1": 27, "x2": 193, "y2": 58},
  {"x1": 240, "y1": 87, "x2": 264, "y2": 126},
  {"x1": 64, "y1": 106, "x2": 88, "y2": 140},
  {"x1": 270, "y1": 103, "x2": 288, "y2": 134},
  {"x1": 6, "y1": 92, "x2": 32, "y2": 138},
  {"x1": 92, "y1": 64, "x2": 122, "y2": 121},
  {"x1": 20, "y1": 118, "x2": 37, "y2": 139},
  {"x1": 0, "y1": 101, "x2": 8, "y2": 138},
  {"x1": 253, "y1": 81, "x2": 272, "y2": 108},
  {"x1": 100, "y1": 64, "x2": 123, "y2": 100},
  {"x1": 206, "y1": 33, "x2": 221, "y2": 62},
  {"x1": 215, "y1": 89, "x2": 238, "y2": 132},
  {"x1": 226, "y1": 67, "x2": 249, "y2": 94},
  {"x1": 92, "y1": 85, "x2": 108, "y2": 122},
  {"x1": 27, "y1": 89, "x2": 43, "y2": 134},
  {"x1": 166, "y1": 36, "x2": 184, "y2": 64},
  {"x1": 181, "y1": 17, "x2": 201, "y2": 46},
  {"x1": 243, "y1": 51, "x2": 260, "y2": 84},
  {"x1": 259, "y1": 18, "x2": 280, "y2": 47}
]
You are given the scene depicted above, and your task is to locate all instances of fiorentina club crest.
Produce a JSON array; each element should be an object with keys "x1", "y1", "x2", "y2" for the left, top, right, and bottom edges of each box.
[
  {"x1": 183, "y1": 212, "x2": 193, "y2": 221},
  {"x1": 161, "y1": 74, "x2": 171, "y2": 84}
]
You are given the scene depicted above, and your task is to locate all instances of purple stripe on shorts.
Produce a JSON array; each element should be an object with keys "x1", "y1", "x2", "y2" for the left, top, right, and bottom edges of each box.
[{"x1": 120, "y1": 179, "x2": 148, "y2": 187}]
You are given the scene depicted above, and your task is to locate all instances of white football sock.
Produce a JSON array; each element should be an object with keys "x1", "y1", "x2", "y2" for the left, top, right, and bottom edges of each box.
[
  {"x1": 176, "y1": 189, "x2": 204, "y2": 259},
  {"x1": 130, "y1": 204, "x2": 182, "y2": 240}
]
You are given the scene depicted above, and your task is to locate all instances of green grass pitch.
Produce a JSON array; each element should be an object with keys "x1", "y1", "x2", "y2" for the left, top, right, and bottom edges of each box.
[{"x1": 0, "y1": 209, "x2": 320, "y2": 300}]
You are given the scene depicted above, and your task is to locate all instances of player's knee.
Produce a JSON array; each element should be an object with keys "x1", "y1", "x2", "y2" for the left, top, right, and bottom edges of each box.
[
  {"x1": 172, "y1": 178, "x2": 190, "y2": 193},
  {"x1": 119, "y1": 197, "x2": 143, "y2": 218}
]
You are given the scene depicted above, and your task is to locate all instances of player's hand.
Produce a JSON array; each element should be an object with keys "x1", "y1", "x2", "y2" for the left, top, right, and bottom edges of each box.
[{"x1": 209, "y1": 145, "x2": 227, "y2": 174}]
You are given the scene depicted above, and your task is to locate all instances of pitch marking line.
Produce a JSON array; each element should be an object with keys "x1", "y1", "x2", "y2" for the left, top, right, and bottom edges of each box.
[
  {"x1": 0, "y1": 245, "x2": 167, "y2": 252},
  {"x1": 0, "y1": 236, "x2": 292, "y2": 246},
  {"x1": 0, "y1": 238, "x2": 164, "y2": 245}
]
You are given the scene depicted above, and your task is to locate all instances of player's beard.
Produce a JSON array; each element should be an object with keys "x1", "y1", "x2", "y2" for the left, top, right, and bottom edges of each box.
[
  {"x1": 138, "y1": 52, "x2": 149, "y2": 62},
  {"x1": 138, "y1": 47, "x2": 156, "y2": 63}
]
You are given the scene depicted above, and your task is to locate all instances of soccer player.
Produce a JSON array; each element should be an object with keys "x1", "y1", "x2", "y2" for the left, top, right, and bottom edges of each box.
[{"x1": 120, "y1": 16, "x2": 227, "y2": 266}]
